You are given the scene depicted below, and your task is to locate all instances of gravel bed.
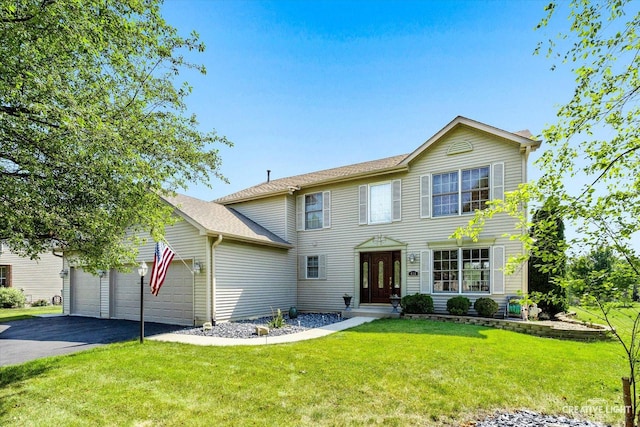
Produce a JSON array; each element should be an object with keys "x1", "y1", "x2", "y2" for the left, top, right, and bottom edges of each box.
[
  {"x1": 474, "y1": 410, "x2": 609, "y2": 426},
  {"x1": 175, "y1": 312, "x2": 343, "y2": 339}
]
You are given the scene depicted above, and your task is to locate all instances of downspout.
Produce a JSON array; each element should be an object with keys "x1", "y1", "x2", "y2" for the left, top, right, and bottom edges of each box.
[{"x1": 210, "y1": 234, "x2": 223, "y2": 324}]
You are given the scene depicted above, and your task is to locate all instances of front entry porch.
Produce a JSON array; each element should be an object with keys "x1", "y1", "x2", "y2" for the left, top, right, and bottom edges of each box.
[{"x1": 342, "y1": 304, "x2": 401, "y2": 319}]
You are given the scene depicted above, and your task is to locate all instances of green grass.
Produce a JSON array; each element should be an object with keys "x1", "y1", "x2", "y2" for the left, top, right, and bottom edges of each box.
[
  {"x1": 0, "y1": 305, "x2": 63, "y2": 322},
  {"x1": 571, "y1": 303, "x2": 640, "y2": 342},
  {"x1": 0, "y1": 319, "x2": 626, "y2": 426}
]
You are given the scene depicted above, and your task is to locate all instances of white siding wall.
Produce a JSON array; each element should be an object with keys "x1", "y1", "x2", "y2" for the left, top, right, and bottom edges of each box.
[
  {"x1": 0, "y1": 249, "x2": 63, "y2": 304},
  {"x1": 296, "y1": 126, "x2": 527, "y2": 313},
  {"x1": 214, "y1": 240, "x2": 295, "y2": 322}
]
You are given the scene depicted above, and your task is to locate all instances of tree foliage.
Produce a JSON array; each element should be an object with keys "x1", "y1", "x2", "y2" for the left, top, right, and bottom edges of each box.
[
  {"x1": 0, "y1": 0, "x2": 230, "y2": 270},
  {"x1": 567, "y1": 247, "x2": 639, "y2": 304}
]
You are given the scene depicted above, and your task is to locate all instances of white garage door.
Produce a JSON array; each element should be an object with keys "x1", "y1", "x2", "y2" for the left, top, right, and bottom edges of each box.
[
  {"x1": 111, "y1": 261, "x2": 194, "y2": 326},
  {"x1": 70, "y1": 268, "x2": 101, "y2": 317}
]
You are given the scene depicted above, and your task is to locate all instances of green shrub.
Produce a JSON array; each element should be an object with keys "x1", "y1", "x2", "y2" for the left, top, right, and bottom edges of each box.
[
  {"x1": 446, "y1": 296, "x2": 471, "y2": 315},
  {"x1": 400, "y1": 293, "x2": 434, "y2": 314},
  {"x1": 31, "y1": 299, "x2": 50, "y2": 307},
  {"x1": 0, "y1": 288, "x2": 26, "y2": 308},
  {"x1": 473, "y1": 297, "x2": 499, "y2": 317}
]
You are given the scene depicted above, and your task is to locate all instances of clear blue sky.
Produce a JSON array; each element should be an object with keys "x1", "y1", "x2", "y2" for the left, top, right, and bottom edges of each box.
[{"x1": 160, "y1": 0, "x2": 575, "y2": 201}]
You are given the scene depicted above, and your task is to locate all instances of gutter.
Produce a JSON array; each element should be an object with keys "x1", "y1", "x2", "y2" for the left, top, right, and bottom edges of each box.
[{"x1": 209, "y1": 234, "x2": 223, "y2": 324}]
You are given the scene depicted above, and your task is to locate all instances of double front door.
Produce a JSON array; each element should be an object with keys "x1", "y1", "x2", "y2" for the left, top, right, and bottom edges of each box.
[{"x1": 360, "y1": 251, "x2": 401, "y2": 303}]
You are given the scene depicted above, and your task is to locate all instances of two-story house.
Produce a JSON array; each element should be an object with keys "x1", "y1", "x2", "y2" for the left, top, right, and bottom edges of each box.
[{"x1": 61, "y1": 116, "x2": 540, "y2": 326}]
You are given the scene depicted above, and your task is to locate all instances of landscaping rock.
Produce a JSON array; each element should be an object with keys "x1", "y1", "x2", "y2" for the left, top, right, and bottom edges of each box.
[
  {"x1": 475, "y1": 410, "x2": 609, "y2": 427},
  {"x1": 176, "y1": 313, "x2": 343, "y2": 339}
]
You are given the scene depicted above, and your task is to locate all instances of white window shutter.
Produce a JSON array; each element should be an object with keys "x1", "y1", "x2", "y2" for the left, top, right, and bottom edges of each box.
[
  {"x1": 392, "y1": 179, "x2": 402, "y2": 222},
  {"x1": 492, "y1": 246, "x2": 505, "y2": 294},
  {"x1": 420, "y1": 250, "x2": 431, "y2": 293},
  {"x1": 322, "y1": 191, "x2": 331, "y2": 228},
  {"x1": 318, "y1": 254, "x2": 327, "y2": 280},
  {"x1": 298, "y1": 255, "x2": 306, "y2": 280},
  {"x1": 492, "y1": 162, "x2": 504, "y2": 201},
  {"x1": 420, "y1": 174, "x2": 431, "y2": 218},
  {"x1": 296, "y1": 195, "x2": 304, "y2": 231},
  {"x1": 358, "y1": 185, "x2": 368, "y2": 225}
]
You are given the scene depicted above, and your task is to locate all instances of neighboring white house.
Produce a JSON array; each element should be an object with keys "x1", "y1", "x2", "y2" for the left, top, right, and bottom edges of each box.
[
  {"x1": 0, "y1": 242, "x2": 64, "y2": 304},
  {"x1": 62, "y1": 116, "x2": 541, "y2": 325}
]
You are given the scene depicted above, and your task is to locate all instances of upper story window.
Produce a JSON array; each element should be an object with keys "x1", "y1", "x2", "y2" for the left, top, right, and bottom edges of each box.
[
  {"x1": 296, "y1": 191, "x2": 331, "y2": 231},
  {"x1": 420, "y1": 163, "x2": 503, "y2": 218},
  {"x1": 359, "y1": 180, "x2": 401, "y2": 225},
  {"x1": 461, "y1": 167, "x2": 490, "y2": 213},
  {"x1": 305, "y1": 193, "x2": 323, "y2": 229}
]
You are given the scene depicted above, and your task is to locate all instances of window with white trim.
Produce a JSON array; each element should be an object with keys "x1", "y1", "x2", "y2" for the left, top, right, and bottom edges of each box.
[
  {"x1": 424, "y1": 163, "x2": 502, "y2": 218},
  {"x1": 307, "y1": 256, "x2": 319, "y2": 278},
  {"x1": 305, "y1": 193, "x2": 323, "y2": 229},
  {"x1": 358, "y1": 180, "x2": 401, "y2": 225},
  {"x1": 0, "y1": 265, "x2": 10, "y2": 287},
  {"x1": 296, "y1": 192, "x2": 331, "y2": 231},
  {"x1": 432, "y1": 248, "x2": 491, "y2": 294}
]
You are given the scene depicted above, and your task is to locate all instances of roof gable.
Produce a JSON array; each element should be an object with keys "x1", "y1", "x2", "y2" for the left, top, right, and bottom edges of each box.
[{"x1": 401, "y1": 116, "x2": 540, "y2": 165}]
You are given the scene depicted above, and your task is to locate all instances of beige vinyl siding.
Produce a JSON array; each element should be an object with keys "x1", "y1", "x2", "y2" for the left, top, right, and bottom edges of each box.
[
  {"x1": 0, "y1": 250, "x2": 63, "y2": 303},
  {"x1": 63, "y1": 218, "x2": 208, "y2": 324},
  {"x1": 230, "y1": 196, "x2": 289, "y2": 241},
  {"x1": 214, "y1": 241, "x2": 295, "y2": 322},
  {"x1": 135, "y1": 219, "x2": 208, "y2": 324},
  {"x1": 296, "y1": 126, "x2": 526, "y2": 313}
]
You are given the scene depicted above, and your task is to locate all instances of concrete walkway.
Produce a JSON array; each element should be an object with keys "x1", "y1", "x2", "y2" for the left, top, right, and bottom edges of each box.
[{"x1": 148, "y1": 316, "x2": 375, "y2": 346}]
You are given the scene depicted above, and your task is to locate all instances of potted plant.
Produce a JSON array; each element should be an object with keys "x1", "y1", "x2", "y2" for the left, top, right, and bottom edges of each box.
[
  {"x1": 389, "y1": 294, "x2": 401, "y2": 313},
  {"x1": 343, "y1": 293, "x2": 352, "y2": 310}
]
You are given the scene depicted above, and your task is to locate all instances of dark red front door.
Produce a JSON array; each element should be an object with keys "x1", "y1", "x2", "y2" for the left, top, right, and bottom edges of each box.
[{"x1": 360, "y1": 251, "x2": 401, "y2": 303}]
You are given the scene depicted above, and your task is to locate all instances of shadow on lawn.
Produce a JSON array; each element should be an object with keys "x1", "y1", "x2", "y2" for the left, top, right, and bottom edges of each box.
[
  {"x1": 351, "y1": 318, "x2": 492, "y2": 339},
  {"x1": 0, "y1": 357, "x2": 58, "y2": 388}
]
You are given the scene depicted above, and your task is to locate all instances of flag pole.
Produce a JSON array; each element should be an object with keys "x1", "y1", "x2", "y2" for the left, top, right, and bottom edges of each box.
[{"x1": 161, "y1": 237, "x2": 197, "y2": 274}]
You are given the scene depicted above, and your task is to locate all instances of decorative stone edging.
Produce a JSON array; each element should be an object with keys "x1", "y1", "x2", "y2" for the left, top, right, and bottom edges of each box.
[{"x1": 402, "y1": 313, "x2": 613, "y2": 341}]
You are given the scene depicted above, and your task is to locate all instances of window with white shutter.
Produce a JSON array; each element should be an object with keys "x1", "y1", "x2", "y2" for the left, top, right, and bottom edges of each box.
[
  {"x1": 420, "y1": 174, "x2": 431, "y2": 218},
  {"x1": 359, "y1": 180, "x2": 402, "y2": 225},
  {"x1": 296, "y1": 192, "x2": 331, "y2": 231}
]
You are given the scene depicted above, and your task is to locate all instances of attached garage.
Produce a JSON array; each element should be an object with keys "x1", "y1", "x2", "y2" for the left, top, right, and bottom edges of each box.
[
  {"x1": 110, "y1": 261, "x2": 194, "y2": 326},
  {"x1": 70, "y1": 268, "x2": 101, "y2": 317}
]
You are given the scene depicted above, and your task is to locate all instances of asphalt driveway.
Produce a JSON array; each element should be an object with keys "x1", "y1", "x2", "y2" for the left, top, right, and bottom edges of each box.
[{"x1": 0, "y1": 315, "x2": 185, "y2": 367}]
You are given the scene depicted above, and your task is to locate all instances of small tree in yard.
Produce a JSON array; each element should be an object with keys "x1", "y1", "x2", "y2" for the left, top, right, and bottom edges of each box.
[{"x1": 454, "y1": 1, "x2": 640, "y2": 425}]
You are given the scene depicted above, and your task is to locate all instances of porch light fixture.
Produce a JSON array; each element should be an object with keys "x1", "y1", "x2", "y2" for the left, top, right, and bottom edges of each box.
[
  {"x1": 59, "y1": 269, "x2": 69, "y2": 278},
  {"x1": 97, "y1": 270, "x2": 107, "y2": 278},
  {"x1": 138, "y1": 262, "x2": 148, "y2": 343},
  {"x1": 408, "y1": 253, "x2": 416, "y2": 264},
  {"x1": 193, "y1": 261, "x2": 202, "y2": 274}
]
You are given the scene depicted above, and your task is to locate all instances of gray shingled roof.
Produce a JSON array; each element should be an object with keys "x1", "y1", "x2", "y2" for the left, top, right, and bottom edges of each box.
[
  {"x1": 215, "y1": 153, "x2": 409, "y2": 204},
  {"x1": 162, "y1": 193, "x2": 291, "y2": 248}
]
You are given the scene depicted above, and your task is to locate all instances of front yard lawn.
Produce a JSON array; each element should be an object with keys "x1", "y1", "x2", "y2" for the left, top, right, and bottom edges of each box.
[
  {"x1": 0, "y1": 318, "x2": 625, "y2": 426},
  {"x1": 0, "y1": 305, "x2": 63, "y2": 322}
]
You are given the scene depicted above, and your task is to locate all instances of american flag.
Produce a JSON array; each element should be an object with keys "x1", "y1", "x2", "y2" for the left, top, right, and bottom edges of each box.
[{"x1": 149, "y1": 241, "x2": 175, "y2": 296}]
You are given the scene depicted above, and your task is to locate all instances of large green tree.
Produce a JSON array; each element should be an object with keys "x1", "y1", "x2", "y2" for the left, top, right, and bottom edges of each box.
[
  {"x1": 528, "y1": 198, "x2": 567, "y2": 316},
  {"x1": 0, "y1": 0, "x2": 229, "y2": 270}
]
